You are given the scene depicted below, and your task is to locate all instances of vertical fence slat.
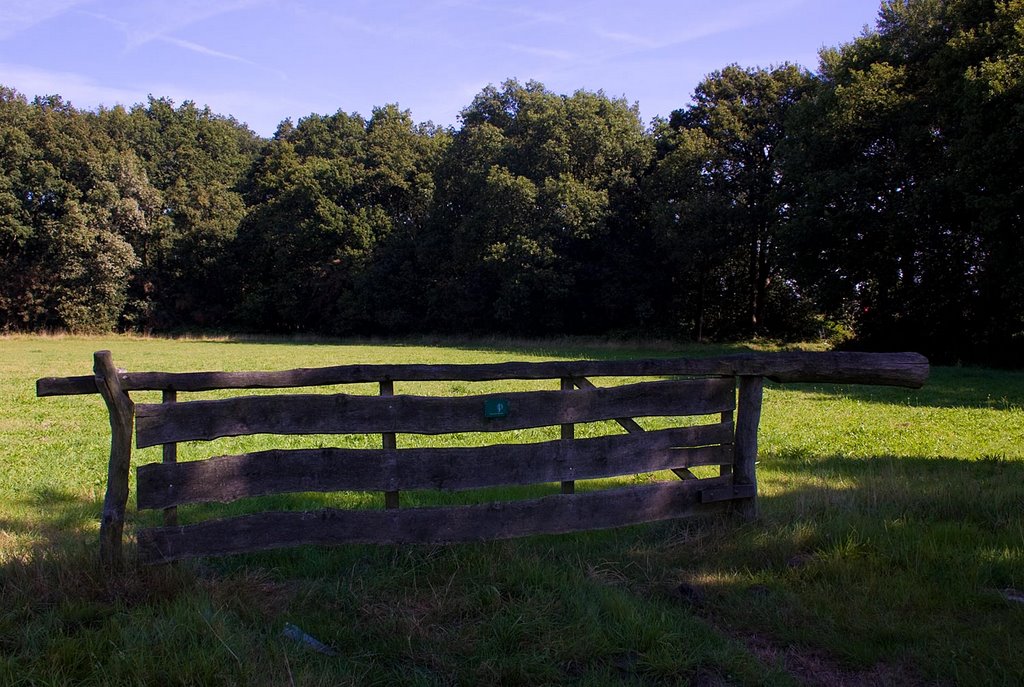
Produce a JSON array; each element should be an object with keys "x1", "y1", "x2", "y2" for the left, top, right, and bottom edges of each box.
[
  {"x1": 719, "y1": 410, "x2": 733, "y2": 477},
  {"x1": 560, "y1": 377, "x2": 575, "y2": 494},
  {"x1": 733, "y1": 376, "x2": 763, "y2": 520},
  {"x1": 380, "y1": 380, "x2": 399, "y2": 509},
  {"x1": 94, "y1": 351, "x2": 134, "y2": 569},
  {"x1": 161, "y1": 389, "x2": 178, "y2": 527}
]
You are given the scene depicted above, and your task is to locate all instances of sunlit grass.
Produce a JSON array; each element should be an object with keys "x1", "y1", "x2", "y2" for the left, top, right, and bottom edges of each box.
[{"x1": 2, "y1": 333, "x2": 1022, "y2": 685}]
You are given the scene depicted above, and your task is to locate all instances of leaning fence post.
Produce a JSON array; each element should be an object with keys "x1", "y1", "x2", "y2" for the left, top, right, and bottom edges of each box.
[
  {"x1": 94, "y1": 351, "x2": 134, "y2": 569},
  {"x1": 733, "y1": 375, "x2": 763, "y2": 520}
]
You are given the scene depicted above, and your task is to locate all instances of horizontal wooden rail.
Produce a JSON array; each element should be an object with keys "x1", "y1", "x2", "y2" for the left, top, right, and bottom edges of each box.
[
  {"x1": 37, "y1": 351, "x2": 930, "y2": 397},
  {"x1": 135, "y1": 378, "x2": 735, "y2": 448},
  {"x1": 34, "y1": 349, "x2": 931, "y2": 568},
  {"x1": 136, "y1": 477, "x2": 733, "y2": 564},
  {"x1": 137, "y1": 423, "x2": 735, "y2": 509}
]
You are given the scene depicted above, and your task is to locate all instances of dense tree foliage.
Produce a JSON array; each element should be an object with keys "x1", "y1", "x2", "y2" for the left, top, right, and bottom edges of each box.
[
  {"x1": 234, "y1": 105, "x2": 446, "y2": 334},
  {"x1": 1, "y1": 90, "x2": 145, "y2": 331},
  {"x1": 1, "y1": 0, "x2": 1021, "y2": 363},
  {"x1": 425, "y1": 80, "x2": 652, "y2": 335},
  {"x1": 650, "y1": 64, "x2": 815, "y2": 340},
  {"x1": 784, "y1": 0, "x2": 1024, "y2": 362},
  {"x1": 98, "y1": 97, "x2": 261, "y2": 328}
]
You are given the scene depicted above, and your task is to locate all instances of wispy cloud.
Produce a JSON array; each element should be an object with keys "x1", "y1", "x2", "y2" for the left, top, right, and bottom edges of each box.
[
  {"x1": 0, "y1": 61, "x2": 299, "y2": 135},
  {"x1": 79, "y1": 2, "x2": 283, "y2": 78},
  {"x1": 0, "y1": 62, "x2": 144, "y2": 106},
  {"x1": 115, "y1": 0, "x2": 269, "y2": 50},
  {"x1": 438, "y1": 0, "x2": 566, "y2": 27},
  {"x1": 526, "y1": 0, "x2": 812, "y2": 86},
  {"x1": 153, "y1": 35, "x2": 250, "y2": 63},
  {"x1": 294, "y1": 2, "x2": 471, "y2": 46},
  {"x1": 152, "y1": 35, "x2": 286, "y2": 78},
  {"x1": 592, "y1": 29, "x2": 660, "y2": 49},
  {"x1": 0, "y1": 0, "x2": 91, "y2": 40},
  {"x1": 502, "y1": 44, "x2": 575, "y2": 61},
  {"x1": 298, "y1": 8, "x2": 388, "y2": 39},
  {"x1": 588, "y1": 0, "x2": 812, "y2": 54}
]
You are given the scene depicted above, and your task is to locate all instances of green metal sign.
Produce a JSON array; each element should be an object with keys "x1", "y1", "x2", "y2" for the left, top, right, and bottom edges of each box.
[{"x1": 484, "y1": 398, "x2": 510, "y2": 419}]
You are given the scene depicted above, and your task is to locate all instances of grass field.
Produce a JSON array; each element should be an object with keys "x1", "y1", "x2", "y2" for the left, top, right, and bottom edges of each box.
[{"x1": 1, "y1": 335, "x2": 1022, "y2": 686}]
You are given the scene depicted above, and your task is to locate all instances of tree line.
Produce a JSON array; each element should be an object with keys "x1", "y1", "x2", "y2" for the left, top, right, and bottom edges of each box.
[{"x1": 2, "y1": 0, "x2": 1021, "y2": 364}]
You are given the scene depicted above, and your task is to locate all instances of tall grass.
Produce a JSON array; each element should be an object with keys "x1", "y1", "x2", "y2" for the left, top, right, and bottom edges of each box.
[{"x1": 1, "y1": 334, "x2": 1021, "y2": 685}]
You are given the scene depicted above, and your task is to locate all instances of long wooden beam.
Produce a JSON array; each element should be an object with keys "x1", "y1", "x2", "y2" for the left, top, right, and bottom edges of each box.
[
  {"x1": 135, "y1": 378, "x2": 736, "y2": 448},
  {"x1": 136, "y1": 477, "x2": 734, "y2": 564},
  {"x1": 37, "y1": 351, "x2": 929, "y2": 397},
  {"x1": 136, "y1": 423, "x2": 735, "y2": 509}
]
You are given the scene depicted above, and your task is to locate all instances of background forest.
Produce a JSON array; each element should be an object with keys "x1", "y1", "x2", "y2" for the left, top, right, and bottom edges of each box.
[{"x1": 2, "y1": 0, "x2": 1021, "y2": 365}]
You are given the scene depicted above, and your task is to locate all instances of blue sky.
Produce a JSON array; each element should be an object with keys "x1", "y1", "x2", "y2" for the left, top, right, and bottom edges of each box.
[{"x1": 1, "y1": 0, "x2": 883, "y2": 136}]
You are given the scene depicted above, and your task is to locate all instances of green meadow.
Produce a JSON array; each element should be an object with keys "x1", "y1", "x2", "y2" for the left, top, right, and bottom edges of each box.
[{"x1": 1, "y1": 335, "x2": 1022, "y2": 686}]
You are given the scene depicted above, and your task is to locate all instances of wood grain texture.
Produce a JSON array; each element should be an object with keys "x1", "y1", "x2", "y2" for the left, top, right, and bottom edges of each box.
[
  {"x1": 36, "y1": 374, "x2": 96, "y2": 396},
  {"x1": 560, "y1": 377, "x2": 575, "y2": 495},
  {"x1": 136, "y1": 477, "x2": 734, "y2": 564},
  {"x1": 571, "y1": 376, "x2": 647, "y2": 434},
  {"x1": 136, "y1": 423, "x2": 735, "y2": 509},
  {"x1": 35, "y1": 350, "x2": 933, "y2": 567},
  {"x1": 161, "y1": 389, "x2": 178, "y2": 527},
  {"x1": 380, "y1": 380, "x2": 399, "y2": 509},
  {"x1": 570, "y1": 376, "x2": 701, "y2": 481},
  {"x1": 733, "y1": 376, "x2": 764, "y2": 520},
  {"x1": 135, "y1": 378, "x2": 736, "y2": 448},
  {"x1": 37, "y1": 352, "x2": 930, "y2": 397},
  {"x1": 719, "y1": 410, "x2": 734, "y2": 478},
  {"x1": 699, "y1": 484, "x2": 757, "y2": 503},
  {"x1": 93, "y1": 351, "x2": 134, "y2": 569}
]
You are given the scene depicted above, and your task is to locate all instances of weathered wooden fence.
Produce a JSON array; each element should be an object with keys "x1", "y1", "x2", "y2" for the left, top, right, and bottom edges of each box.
[{"x1": 36, "y1": 351, "x2": 928, "y2": 567}]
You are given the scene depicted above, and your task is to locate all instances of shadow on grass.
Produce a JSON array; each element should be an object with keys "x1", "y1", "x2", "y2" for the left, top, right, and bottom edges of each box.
[
  {"x1": 3, "y1": 451, "x2": 1022, "y2": 684},
  {"x1": 0, "y1": 482, "x2": 793, "y2": 685},
  {"x1": 773, "y1": 364, "x2": 1024, "y2": 410},
  {"x1": 0, "y1": 487, "x2": 191, "y2": 606},
  {"x1": 752, "y1": 449, "x2": 1023, "y2": 571},
  {"x1": 628, "y1": 450, "x2": 1024, "y2": 685},
  {"x1": 1, "y1": 487, "x2": 100, "y2": 552}
]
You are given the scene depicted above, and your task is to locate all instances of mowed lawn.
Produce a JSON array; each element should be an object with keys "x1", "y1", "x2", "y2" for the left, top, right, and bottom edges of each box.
[{"x1": 1, "y1": 335, "x2": 1022, "y2": 686}]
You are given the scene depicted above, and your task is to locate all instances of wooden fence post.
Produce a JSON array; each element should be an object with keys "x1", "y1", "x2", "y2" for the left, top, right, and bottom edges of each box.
[
  {"x1": 733, "y1": 375, "x2": 763, "y2": 520},
  {"x1": 560, "y1": 377, "x2": 575, "y2": 494},
  {"x1": 94, "y1": 351, "x2": 134, "y2": 569},
  {"x1": 380, "y1": 380, "x2": 399, "y2": 509},
  {"x1": 161, "y1": 390, "x2": 178, "y2": 527}
]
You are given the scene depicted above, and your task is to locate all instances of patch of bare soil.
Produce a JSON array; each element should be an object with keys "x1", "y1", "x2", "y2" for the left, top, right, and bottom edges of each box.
[
  {"x1": 666, "y1": 581, "x2": 942, "y2": 687},
  {"x1": 737, "y1": 632, "x2": 941, "y2": 687}
]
